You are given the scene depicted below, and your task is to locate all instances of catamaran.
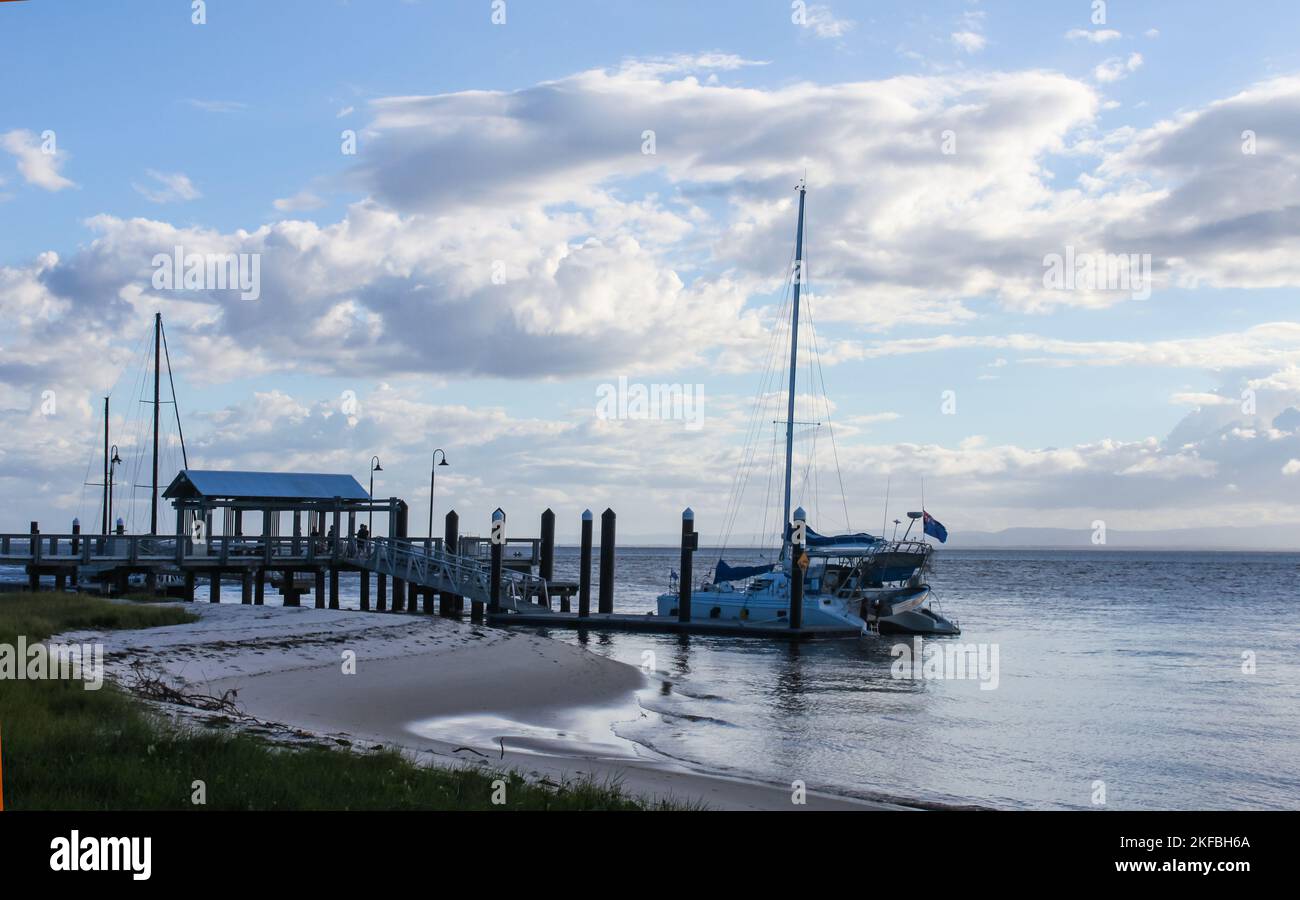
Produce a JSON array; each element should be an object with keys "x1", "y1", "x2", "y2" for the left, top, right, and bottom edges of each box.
[{"x1": 656, "y1": 183, "x2": 960, "y2": 636}]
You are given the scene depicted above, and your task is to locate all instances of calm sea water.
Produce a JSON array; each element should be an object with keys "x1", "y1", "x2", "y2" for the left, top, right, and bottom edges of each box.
[{"x1": 11, "y1": 548, "x2": 1298, "y2": 809}]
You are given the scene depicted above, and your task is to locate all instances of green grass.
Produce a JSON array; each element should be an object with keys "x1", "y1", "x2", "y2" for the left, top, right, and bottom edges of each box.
[{"x1": 0, "y1": 592, "x2": 670, "y2": 810}]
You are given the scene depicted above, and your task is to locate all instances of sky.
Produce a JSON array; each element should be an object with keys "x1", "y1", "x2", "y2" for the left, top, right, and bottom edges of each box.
[{"x1": 1, "y1": 0, "x2": 1299, "y2": 545}]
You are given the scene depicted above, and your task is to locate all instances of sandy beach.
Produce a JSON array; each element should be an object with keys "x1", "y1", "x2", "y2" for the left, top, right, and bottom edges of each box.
[{"x1": 65, "y1": 603, "x2": 912, "y2": 811}]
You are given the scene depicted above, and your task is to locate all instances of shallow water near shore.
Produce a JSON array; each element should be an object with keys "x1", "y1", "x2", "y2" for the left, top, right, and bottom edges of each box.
[{"x1": 10, "y1": 547, "x2": 1299, "y2": 809}]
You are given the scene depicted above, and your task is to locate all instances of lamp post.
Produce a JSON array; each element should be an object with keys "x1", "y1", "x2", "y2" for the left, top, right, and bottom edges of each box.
[
  {"x1": 369, "y1": 456, "x2": 382, "y2": 535},
  {"x1": 108, "y1": 444, "x2": 122, "y2": 529},
  {"x1": 428, "y1": 449, "x2": 448, "y2": 538}
]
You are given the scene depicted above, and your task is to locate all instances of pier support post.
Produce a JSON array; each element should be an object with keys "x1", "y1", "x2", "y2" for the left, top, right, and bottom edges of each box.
[
  {"x1": 28, "y1": 521, "x2": 40, "y2": 593},
  {"x1": 540, "y1": 508, "x2": 555, "y2": 581},
  {"x1": 678, "y1": 508, "x2": 696, "y2": 623},
  {"x1": 241, "y1": 570, "x2": 252, "y2": 605},
  {"x1": 377, "y1": 573, "x2": 388, "y2": 612},
  {"x1": 487, "y1": 508, "x2": 504, "y2": 616},
  {"x1": 578, "y1": 510, "x2": 593, "y2": 618},
  {"x1": 283, "y1": 569, "x2": 300, "y2": 607},
  {"x1": 423, "y1": 588, "x2": 434, "y2": 615},
  {"x1": 210, "y1": 570, "x2": 221, "y2": 604},
  {"x1": 598, "y1": 508, "x2": 616, "y2": 614},
  {"x1": 789, "y1": 507, "x2": 806, "y2": 630},
  {"x1": 183, "y1": 571, "x2": 196, "y2": 602},
  {"x1": 254, "y1": 567, "x2": 266, "y2": 606},
  {"x1": 315, "y1": 568, "x2": 326, "y2": 609},
  {"x1": 360, "y1": 570, "x2": 370, "y2": 611},
  {"x1": 392, "y1": 501, "x2": 408, "y2": 612},
  {"x1": 407, "y1": 581, "x2": 418, "y2": 614},
  {"x1": 331, "y1": 567, "x2": 340, "y2": 610},
  {"x1": 441, "y1": 510, "x2": 460, "y2": 617},
  {"x1": 70, "y1": 519, "x2": 81, "y2": 588}
]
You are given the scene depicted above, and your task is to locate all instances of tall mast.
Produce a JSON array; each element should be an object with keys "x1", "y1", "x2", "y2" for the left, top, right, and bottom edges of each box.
[
  {"x1": 151, "y1": 311, "x2": 161, "y2": 535},
  {"x1": 102, "y1": 396, "x2": 110, "y2": 534},
  {"x1": 781, "y1": 182, "x2": 807, "y2": 556}
]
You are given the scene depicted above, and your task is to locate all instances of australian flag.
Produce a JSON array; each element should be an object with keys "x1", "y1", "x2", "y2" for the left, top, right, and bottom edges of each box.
[{"x1": 923, "y1": 511, "x2": 948, "y2": 543}]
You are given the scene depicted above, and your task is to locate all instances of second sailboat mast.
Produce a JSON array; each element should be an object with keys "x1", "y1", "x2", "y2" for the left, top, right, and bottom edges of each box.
[{"x1": 781, "y1": 183, "x2": 807, "y2": 553}]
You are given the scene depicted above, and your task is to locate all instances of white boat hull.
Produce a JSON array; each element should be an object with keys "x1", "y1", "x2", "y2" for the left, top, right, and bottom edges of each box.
[{"x1": 657, "y1": 579, "x2": 960, "y2": 636}]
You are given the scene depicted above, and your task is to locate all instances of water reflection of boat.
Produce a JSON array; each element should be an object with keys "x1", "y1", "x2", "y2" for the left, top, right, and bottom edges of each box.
[{"x1": 656, "y1": 184, "x2": 959, "y2": 636}]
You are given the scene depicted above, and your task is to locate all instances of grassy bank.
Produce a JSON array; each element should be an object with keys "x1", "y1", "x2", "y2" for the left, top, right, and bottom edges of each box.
[{"x1": 0, "y1": 592, "x2": 658, "y2": 810}]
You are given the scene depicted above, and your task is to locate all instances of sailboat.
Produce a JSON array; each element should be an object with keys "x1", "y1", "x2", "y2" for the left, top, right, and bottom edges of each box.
[{"x1": 655, "y1": 183, "x2": 960, "y2": 636}]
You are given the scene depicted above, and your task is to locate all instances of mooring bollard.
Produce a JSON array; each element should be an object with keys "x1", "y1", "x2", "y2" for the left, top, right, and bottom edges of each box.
[
  {"x1": 678, "y1": 508, "x2": 696, "y2": 623},
  {"x1": 578, "y1": 509, "x2": 593, "y2": 618},
  {"x1": 790, "y1": 507, "x2": 806, "y2": 630},
  {"x1": 598, "y1": 508, "x2": 616, "y2": 614},
  {"x1": 488, "y1": 508, "x2": 505, "y2": 616}
]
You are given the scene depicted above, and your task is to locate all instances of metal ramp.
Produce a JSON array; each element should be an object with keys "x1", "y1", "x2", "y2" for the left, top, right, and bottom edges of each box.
[{"x1": 343, "y1": 538, "x2": 550, "y2": 610}]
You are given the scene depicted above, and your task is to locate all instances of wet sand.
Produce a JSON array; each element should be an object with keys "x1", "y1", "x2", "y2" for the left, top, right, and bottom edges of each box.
[{"x1": 67, "y1": 603, "x2": 912, "y2": 811}]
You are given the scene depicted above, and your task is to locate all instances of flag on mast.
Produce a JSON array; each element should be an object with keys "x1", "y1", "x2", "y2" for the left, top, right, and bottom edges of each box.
[{"x1": 923, "y1": 510, "x2": 948, "y2": 543}]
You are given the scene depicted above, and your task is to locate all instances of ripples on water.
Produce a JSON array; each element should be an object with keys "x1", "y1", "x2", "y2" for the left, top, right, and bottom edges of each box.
[{"x1": 10, "y1": 547, "x2": 1297, "y2": 808}]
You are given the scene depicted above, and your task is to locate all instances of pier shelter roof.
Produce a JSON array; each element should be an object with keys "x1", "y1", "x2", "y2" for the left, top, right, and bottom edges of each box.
[{"x1": 164, "y1": 470, "x2": 371, "y2": 504}]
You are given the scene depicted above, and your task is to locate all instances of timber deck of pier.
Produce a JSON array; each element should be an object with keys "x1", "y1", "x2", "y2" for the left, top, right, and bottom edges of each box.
[{"x1": 488, "y1": 611, "x2": 861, "y2": 640}]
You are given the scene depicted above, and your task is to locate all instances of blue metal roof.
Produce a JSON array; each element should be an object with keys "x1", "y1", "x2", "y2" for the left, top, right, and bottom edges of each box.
[{"x1": 163, "y1": 470, "x2": 371, "y2": 501}]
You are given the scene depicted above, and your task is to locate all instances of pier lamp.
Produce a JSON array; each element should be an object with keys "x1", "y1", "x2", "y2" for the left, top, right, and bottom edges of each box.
[
  {"x1": 368, "y1": 456, "x2": 382, "y2": 535},
  {"x1": 428, "y1": 449, "x2": 449, "y2": 538},
  {"x1": 108, "y1": 445, "x2": 122, "y2": 529}
]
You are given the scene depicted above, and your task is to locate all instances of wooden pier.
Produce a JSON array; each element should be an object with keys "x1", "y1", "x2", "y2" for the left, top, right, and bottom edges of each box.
[{"x1": 5, "y1": 470, "x2": 856, "y2": 641}]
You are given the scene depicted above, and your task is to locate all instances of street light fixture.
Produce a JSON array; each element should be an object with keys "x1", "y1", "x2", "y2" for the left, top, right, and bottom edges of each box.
[
  {"x1": 369, "y1": 456, "x2": 382, "y2": 535},
  {"x1": 428, "y1": 449, "x2": 448, "y2": 538}
]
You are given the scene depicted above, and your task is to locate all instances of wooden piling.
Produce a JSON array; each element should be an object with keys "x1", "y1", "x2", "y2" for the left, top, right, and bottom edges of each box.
[
  {"x1": 487, "y1": 508, "x2": 504, "y2": 616},
  {"x1": 70, "y1": 519, "x2": 80, "y2": 588},
  {"x1": 183, "y1": 571, "x2": 196, "y2": 602},
  {"x1": 315, "y1": 568, "x2": 326, "y2": 609},
  {"x1": 407, "y1": 581, "x2": 418, "y2": 614},
  {"x1": 241, "y1": 569, "x2": 252, "y2": 605},
  {"x1": 283, "y1": 569, "x2": 300, "y2": 607},
  {"x1": 391, "y1": 501, "x2": 408, "y2": 612},
  {"x1": 540, "y1": 508, "x2": 555, "y2": 581},
  {"x1": 678, "y1": 508, "x2": 696, "y2": 623},
  {"x1": 377, "y1": 573, "x2": 387, "y2": 612},
  {"x1": 442, "y1": 510, "x2": 460, "y2": 617},
  {"x1": 578, "y1": 509, "x2": 593, "y2": 618},
  {"x1": 210, "y1": 570, "x2": 221, "y2": 604},
  {"x1": 359, "y1": 570, "x2": 370, "y2": 611},
  {"x1": 331, "y1": 567, "x2": 341, "y2": 610},
  {"x1": 254, "y1": 567, "x2": 266, "y2": 606},
  {"x1": 422, "y1": 588, "x2": 434, "y2": 615},
  {"x1": 789, "y1": 507, "x2": 805, "y2": 630},
  {"x1": 598, "y1": 508, "x2": 616, "y2": 614},
  {"x1": 27, "y1": 522, "x2": 39, "y2": 593}
]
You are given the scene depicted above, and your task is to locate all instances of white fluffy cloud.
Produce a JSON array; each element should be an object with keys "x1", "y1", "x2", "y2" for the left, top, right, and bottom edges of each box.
[
  {"x1": 1, "y1": 129, "x2": 75, "y2": 191},
  {"x1": 7, "y1": 61, "x2": 1300, "y2": 534}
]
